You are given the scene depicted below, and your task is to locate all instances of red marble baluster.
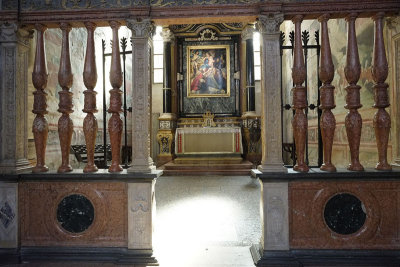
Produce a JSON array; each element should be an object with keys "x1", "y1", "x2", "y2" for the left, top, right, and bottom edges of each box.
[
  {"x1": 83, "y1": 22, "x2": 99, "y2": 173},
  {"x1": 32, "y1": 24, "x2": 49, "y2": 173},
  {"x1": 344, "y1": 13, "x2": 364, "y2": 171},
  {"x1": 318, "y1": 14, "x2": 336, "y2": 172},
  {"x1": 108, "y1": 21, "x2": 123, "y2": 172},
  {"x1": 292, "y1": 15, "x2": 309, "y2": 172},
  {"x1": 57, "y1": 23, "x2": 74, "y2": 173},
  {"x1": 372, "y1": 12, "x2": 392, "y2": 171}
]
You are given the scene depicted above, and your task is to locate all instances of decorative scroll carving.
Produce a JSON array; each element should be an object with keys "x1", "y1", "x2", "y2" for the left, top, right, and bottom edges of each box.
[
  {"x1": 128, "y1": 183, "x2": 153, "y2": 249},
  {"x1": 157, "y1": 131, "x2": 174, "y2": 155},
  {"x1": 198, "y1": 29, "x2": 218, "y2": 41},
  {"x1": 257, "y1": 13, "x2": 284, "y2": 35},
  {"x1": 32, "y1": 24, "x2": 49, "y2": 173},
  {"x1": 291, "y1": 15, "x2": 309, "y2": 173},
  {"x1": 108, "y1": 21, "x2": 123, "y2": 172},
  {"x1": 160, "y1": 28, "x2": 174, "y2": 43},
  {"x1": 57, "y1": 22, "x2": 74, "y2": 173},
  {"x1": 83, "y1": 22, "x2": 98, "y2": 173},
  {"x1": 372, "y1": 12, "x2": 392, "y2": 171},
  {"x1": 318, "y1": 14, "x2": 336, "y2": 172},
  {"x1": 344, "y1": 13, "x2": 364, "y2": 171}
]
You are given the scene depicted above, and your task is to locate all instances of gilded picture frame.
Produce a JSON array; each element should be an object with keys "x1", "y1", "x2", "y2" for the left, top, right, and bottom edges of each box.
[{"x1": 187, "y1": 45, "x2": 230, "y2": 97}]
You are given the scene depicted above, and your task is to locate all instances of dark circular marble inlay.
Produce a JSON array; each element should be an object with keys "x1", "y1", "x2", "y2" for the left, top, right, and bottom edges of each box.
[
  {"x1": 57, "y1": 194, "x2": 94, "y2": 233},
  {"x1": 324, "y1": 193, "x2": 366, "y2": 235}
]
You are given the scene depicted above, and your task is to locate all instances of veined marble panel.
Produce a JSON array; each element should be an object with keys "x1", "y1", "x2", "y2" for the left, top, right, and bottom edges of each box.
[{"x1": 0, "y1": 183, "x2": 17, "y2": 248}]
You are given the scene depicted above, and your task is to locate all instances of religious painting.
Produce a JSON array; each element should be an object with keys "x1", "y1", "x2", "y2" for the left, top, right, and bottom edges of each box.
[{"x1": 187, "y1": 45, "x2": 230, "y2": 97}]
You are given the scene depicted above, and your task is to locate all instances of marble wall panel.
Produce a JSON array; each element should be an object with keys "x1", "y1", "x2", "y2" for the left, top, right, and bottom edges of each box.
[
  {"x1": 0, "y1": 183, "x2": 17, "y2": 248},
  {"x1": 19, "y1": 181, "x2": 127, "y2": 247},
  {"x1": 261, "y1": 182, "x2": 289, "y2": 250},
  {"x1": 289, "y1": 181, "x2": 400, "y2": 249},
  {"x1": 128, "y1": 181, "x2": 155, "y2": 249}
]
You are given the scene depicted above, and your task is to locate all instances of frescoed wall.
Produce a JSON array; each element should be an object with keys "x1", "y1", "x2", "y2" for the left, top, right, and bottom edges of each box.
[
  {"x1": 27, "y1": 26, "x2": 133, "y2": 170},
  {"x1": 281, "y1": 18, "x2": 393, "y2": 168}
]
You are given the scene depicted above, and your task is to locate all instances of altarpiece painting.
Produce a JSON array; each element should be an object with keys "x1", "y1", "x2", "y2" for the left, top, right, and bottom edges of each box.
[{"x1": 187, "y1": 45, "x2": 230, "y2": 97}]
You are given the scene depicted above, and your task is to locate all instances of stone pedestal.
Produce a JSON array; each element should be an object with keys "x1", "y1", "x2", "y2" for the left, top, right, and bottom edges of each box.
[
  {"x1": 157, "y1": 113, "x2": 176, "y2": 167},
  {"x1": 251, "y1": 169, "x2": 400, "y2": 266},
  {"x1": 0, "y1": 170, "x2": 162, "y2": 265},
  {"x1": 256, "y1": 14, "x2": 286, "y2": 173},
  {"x1": 127, "y1": 19, "x2": 156, "y2": 173},
  {"x1": 0, "y1": 23, "x2": 32, "y2": 174},
  {"x1": 242, "y1": 114, "x2": 262, "y2": 165}
]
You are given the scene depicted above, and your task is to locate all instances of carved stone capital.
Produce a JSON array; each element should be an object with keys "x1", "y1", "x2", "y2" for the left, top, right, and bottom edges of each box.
[
  {"x1": 257, "y1": 13, "x2": 284, "y2": 35},
  {"x1": 241, "y1": 24, "x2": 255, "y2": 40},
  {"x1": 0, "y1": 22, "x2": 32, "y2": 47},
  {"x1": 161, "y1": 28, "x2": 174, "y2": 43},
  {"x1": 127, "y1": 19, "x2": 154, "y2": 39}
]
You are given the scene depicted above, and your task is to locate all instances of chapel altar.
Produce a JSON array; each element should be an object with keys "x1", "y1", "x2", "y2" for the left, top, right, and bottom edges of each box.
[{"x1": 156, "y1": 23, "x2": 262, "y2": 173}]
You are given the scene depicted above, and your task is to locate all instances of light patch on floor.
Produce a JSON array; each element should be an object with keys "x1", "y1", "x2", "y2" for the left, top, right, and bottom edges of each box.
[{"x1": 153, "y1": 175, "x2": 261, "y2": 267}]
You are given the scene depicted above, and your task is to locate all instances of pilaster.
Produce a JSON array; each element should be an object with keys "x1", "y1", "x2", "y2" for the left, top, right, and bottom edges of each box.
[
  {"x1": 260, "y1": 182, "x2": 289, "y2": 250},
  {"x1": 127, "y1": 19, "x2": 156, "y2": 173},
  {"x1": 0, "y1": 182, "x2": 18, "y2": 248},
  {"x1": 128, "y1": 181, "x2": 156, "y2": 249},
  {"x1": 256, "y1": 14, "x2": 286, "y2": 173},
  {"x1": 0, "y1": 22, "x2": 32, "y2": 174}
]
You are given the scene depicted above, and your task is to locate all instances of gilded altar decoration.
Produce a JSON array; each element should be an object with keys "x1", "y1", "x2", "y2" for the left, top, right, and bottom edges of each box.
[
  {"x1": 187, "y1": 45, "x2": 230, "y2": 97},
  {"x1": 202, "y1": 111, "x2": 216, "y2": 127}
]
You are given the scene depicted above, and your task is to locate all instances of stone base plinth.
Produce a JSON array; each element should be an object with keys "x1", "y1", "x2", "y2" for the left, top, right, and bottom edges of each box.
[
  {"x1": 250, "y1": 244, "x2": 400, "y2": 266},
  {"x1": 0, "y1": 170, "x2": 162, "y2": 265},
  {"x1": 252, "y1": 169, "x2": 400, "y2": 266}
]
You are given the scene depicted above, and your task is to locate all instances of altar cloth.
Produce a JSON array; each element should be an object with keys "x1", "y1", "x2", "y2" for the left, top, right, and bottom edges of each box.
[{"x1": 175, "y1": 127, "x2": 243, "y2": 155}]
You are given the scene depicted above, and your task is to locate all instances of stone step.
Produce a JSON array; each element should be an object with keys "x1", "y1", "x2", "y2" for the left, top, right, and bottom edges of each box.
[
  {"x1": 160, "y1": 160, "x2": 254, "y2": 176},
  {"x1": 161, "y1": 168, "x2": 252, "y2": 176},
  {"x1": 163, "y1": 161, "x2": 253, "y2": 170}
]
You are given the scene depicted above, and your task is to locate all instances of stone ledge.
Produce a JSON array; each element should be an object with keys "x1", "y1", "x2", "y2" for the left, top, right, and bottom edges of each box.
[
  {"x1": 250, "y1": 244, "x2": 400, "y2": 266},
  {"x1": 14, "y1": 169, "x2": 163, "y2": 182},
  {"x1": 252, "y1": 168, "x2": 400, "y2": 182},
  {"x1": 19, "y1": 247, "x2": 158, "y2": 266}
]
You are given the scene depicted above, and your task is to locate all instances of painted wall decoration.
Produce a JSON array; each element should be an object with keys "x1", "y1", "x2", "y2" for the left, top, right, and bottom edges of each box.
[
  {"x1": 0, "y1": 0, "x2": 279, "y2": 10},
  {"x1": 187, "y1": 45, "x2": 230, "y2": 97},
  {"x1": 280, "y1": 18, "x2": 391, "y2": 168}
]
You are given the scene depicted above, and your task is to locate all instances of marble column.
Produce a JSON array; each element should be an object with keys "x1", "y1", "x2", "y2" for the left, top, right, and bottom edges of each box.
[
  {"x1": 256, "y1": 14, "x2": 286, "y2": 173},
  {"x1": 344, "y1": 13, "x2": 364, "y2": 171},
  {"x1": 108, "y1": 21, "x2": 123, "y2": 173},
  {"x1": 372, "y1": 12, "x2": 392, "y2": 171},
  {"x1": 291, "y1": 15, "x2": 309, "y2": 173},
  {"x1": 127, "y1": 19, "x2": 156, "y2": 173},
  {"x1": 82, "y1": 22, "x2": 98, "y2": 173},
  {"x1": 319, "y1": 14, "x2": 337, "y2": 172},
  {"x1": 31, "y1": 24, "x2": 49, "y2": 173},
  {"x1": 157, "y1": 28, "x2": 176, "y2": 166},
  {"x1": 57, "y1": 23, "x2": 74, "y2": 173},
  {"x1": 242, "y1": 24, "x2": 256, "y2": 115},
  {"x1": 0, "y1": 23, "x2": 32, "y2": 174}
]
